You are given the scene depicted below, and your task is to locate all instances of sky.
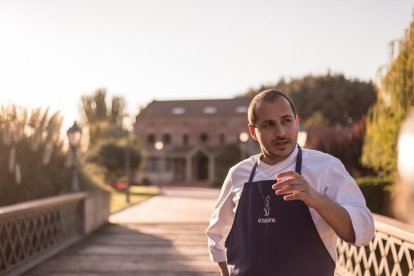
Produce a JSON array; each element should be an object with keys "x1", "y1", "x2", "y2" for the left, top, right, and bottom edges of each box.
[{"x1": 0, "y1": 0, "x2": 413, "y2": 132}]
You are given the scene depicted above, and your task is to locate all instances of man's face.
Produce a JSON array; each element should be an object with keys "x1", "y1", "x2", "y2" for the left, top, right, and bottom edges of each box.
[{"x1": 248, "y1": 97, "x2": 299, "y2": 165}]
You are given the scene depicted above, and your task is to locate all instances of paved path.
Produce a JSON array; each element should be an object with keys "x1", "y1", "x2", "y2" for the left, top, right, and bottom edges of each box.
[
  {"x1": 109, "y1": 187, "x2": 220, "y2": 224},
  {"x1": 24, "y1": 187, "x2": 221, "y2": 276}
]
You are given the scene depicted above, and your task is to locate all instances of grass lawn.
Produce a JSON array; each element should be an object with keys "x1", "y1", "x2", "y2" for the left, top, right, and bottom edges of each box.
[{"x1": 110, "y1": 185, "x2": 159, "y2": 214}]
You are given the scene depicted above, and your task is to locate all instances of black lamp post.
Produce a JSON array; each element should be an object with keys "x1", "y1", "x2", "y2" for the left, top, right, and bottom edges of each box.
[
  {"x1": 67, "y1": 121, "x2": 82, "y2": 193},
  {"x1": 123, "y1": 115, "x2": 134, "y2": 203},
  {"x1": 125, "y1": 140, "x2": 131, "y2": 203},
  {"x1": 154, "y1": 141, "x2": 164, "y2": 194}
]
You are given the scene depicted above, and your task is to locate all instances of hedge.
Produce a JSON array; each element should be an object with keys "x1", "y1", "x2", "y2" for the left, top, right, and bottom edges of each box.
[{"x1": 356, "y1": 176, "x2": 393, "y2": 217}]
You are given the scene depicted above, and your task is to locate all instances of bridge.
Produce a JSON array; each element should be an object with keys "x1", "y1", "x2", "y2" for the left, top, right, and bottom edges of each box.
[{"x1": 1, "y1": 187, "x2": 414, "y2": 276}]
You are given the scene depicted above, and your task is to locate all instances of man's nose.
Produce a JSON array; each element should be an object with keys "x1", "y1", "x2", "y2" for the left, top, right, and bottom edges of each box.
[{"x1": 272, "y1": 123, "x2": 285, "y2": 136}]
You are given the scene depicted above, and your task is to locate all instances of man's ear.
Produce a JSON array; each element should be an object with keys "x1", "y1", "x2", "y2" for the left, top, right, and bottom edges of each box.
[
  {"x1": 248, "y1": 124, "x2": 258, "y2": 141},
  {"x1": 296, "y1": 115, "x2": 299, "y2": 127}
]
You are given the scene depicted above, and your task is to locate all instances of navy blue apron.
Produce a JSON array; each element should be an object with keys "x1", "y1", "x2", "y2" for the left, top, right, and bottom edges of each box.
[{"x1": 225, "y1": 146, "x2": 335, "y2": 276}]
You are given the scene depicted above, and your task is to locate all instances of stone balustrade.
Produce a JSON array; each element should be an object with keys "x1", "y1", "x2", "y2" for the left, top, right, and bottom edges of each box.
[{"x1": 0, "y1": 192, "x2": 109, "y2": 276}]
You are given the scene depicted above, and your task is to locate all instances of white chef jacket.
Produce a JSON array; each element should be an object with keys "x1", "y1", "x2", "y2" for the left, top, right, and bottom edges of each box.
[{"x1": 206, "y1": 146, "x2": 375, "y2": 262}]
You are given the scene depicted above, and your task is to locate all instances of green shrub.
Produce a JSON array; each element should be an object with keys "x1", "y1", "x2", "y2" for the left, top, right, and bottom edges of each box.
[
  {"x1": 79, "y1": 162, "x2": 110, "y2": 191},
  {"x1": 85, "y1": 138, "x2": 142, "y2": 185},
  {"x1": 142, "y1": 177, "x2": 151, "y2": 185},
  {"x1": 356, "y1": 176, "x2": 393, "y2": 216}
]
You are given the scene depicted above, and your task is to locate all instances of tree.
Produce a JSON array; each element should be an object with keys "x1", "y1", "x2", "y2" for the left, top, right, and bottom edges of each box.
[
  {"x1": 242, "y1": 73, "x2": 377, "y2": 177},
  {"x1": 214, "y1": 143, "x2": 241, "y2": 186},
  {"x1": 306, "y1": 117, "x2": 372, "y2": 177},
  {"x1": 85, "y1": 137, "x2": 142, "y2": 185},
  {"x1": 80, "y1": 89, "x2": 142, "y2": 185},
  {"x1": 244, "y1": 73, "x2": 377, "y2": 127},
  {"x1": 81, "y1": 88, "x2": 126, "y2": 144},
  {"x1": 362, "y1": 18, "x2": 414, "y2": 174}
]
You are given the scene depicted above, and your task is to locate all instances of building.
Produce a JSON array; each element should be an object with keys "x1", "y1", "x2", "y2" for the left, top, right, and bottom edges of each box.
[{"x1": 134, "y1": 97, "x2": 259, "y2": 186}]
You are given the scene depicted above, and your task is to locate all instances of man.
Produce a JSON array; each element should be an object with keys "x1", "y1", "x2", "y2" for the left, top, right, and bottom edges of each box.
[{"x1": 206, "y1": 89, "x2": 374, "y2": 276}]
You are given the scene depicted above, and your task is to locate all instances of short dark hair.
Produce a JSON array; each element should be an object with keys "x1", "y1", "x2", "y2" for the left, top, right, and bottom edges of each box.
[{"x1": 248, "y1": 89, "x2": 297, "y2": 125}]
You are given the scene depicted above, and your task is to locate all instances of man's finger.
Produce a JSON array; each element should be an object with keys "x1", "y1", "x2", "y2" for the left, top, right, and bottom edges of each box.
[
  {"x1": 276, "y1": 171, "x2": 300, "y2": 179},
  {"x1": 272, "y1": 179, "x2": 299, "y2": 190},
  {"x1": 275, "y1": 185, "x2": 302, "y2": 195},
  {"x1": 283, "y1": 192, "x2": 305, "y2": 201}
]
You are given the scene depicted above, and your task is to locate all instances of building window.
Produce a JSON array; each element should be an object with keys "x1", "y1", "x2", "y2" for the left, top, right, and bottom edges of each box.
[
  {"x1": 165, "y1": 159, "x2": 173, "y2": 172},
  {"x1": 203, "y1": 106, "x2": 217, "y2": 114},
  {"x1": 200, "y1": 133, "x2": 208, "y2": 143},
  {"x1": 147, "y1": 134, "x2": 155, "y2": 145},
  {"x1": 220, "y1": 133, "x2": 226, "y2": 145},
  {"x1": 172, "y1": 107, "x2": 185, "y2": 114},
  {"x1": 183, "y1": 134, "x2": 189, "y2": 146},
  {"x1": 163, "y1": 134, "x2": 171, "y2": 145},
  {"x1": 235, "y1": 106, "x2": 248, "y2": 113},
  {"x1": 145, "y1": 158, "x2": 157, "y2": 172}
]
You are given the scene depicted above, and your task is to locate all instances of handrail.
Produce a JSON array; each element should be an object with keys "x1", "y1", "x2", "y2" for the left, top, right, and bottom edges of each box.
[
  {"x1": 335, "y1": 213, "x2": 414, "y2": 276},
  {"x1": 0, "y1": 192, "x2": 109, "y2": 276},
  {"x1": 0, "y1": 193, "x2": 87, "y2": 217},
  {"x1": 373, "y1": 214, "x2": 414, "y2": 244}
]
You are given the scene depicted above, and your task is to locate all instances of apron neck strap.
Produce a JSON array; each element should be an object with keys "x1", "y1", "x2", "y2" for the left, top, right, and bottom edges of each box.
[
  {"x1": 248, "y1": 145, "x2": 302, "y2": 182},
  {"x1": 295, "y1": 145, "x2": 302, "y2": 174},
  {"x1": 248, "y1": 162, "x2": 259, "y2": 182}
]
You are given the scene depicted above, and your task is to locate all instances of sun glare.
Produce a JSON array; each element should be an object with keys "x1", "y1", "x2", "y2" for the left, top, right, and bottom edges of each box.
[{"x1": 398, "y1": 132, "x2": 414, "y2": 185}]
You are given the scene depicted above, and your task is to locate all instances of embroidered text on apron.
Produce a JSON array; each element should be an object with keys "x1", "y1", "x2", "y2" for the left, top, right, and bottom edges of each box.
[{"x1": 225, "y1": 146, "x2": 335, "y2": 276}]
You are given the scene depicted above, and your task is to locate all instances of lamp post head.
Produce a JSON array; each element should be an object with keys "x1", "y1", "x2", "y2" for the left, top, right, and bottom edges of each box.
[
  {"x1": 239, "y1": 132, "x2": 249, "y2": 143},
  {"x1": 67, "y1": 121, "x2": 82, "y2": 148},
  {"x1": 154, "y1": 141, "x2": 164, "y2": 151}
]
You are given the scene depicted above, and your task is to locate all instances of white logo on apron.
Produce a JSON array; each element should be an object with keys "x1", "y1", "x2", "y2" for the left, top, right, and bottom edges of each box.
[
  {"x1": 258, "y1": 195, "x2": 276, "y2": 223},
  {"x1": 264, "y1": 196, "x2": 270, "y2": 216}
]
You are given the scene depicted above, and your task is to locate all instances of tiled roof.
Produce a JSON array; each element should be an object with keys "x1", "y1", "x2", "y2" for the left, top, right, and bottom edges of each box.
[{"x1": 136, "y1": 97, "x2": 252, "y2": 118}]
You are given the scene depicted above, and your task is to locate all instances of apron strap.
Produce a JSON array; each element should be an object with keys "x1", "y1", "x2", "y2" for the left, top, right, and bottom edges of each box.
[
  {"x1": 248, "y1": 162, "x2": 258, "y2": 182},
  {"x1": 249, "y1": 145, "x2": 303, "y2": 182},
  {"x1": 295, "y1": 145, "x2": 302, "y2": 174}
]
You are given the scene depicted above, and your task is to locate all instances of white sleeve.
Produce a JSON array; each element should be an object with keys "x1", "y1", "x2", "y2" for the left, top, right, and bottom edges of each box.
[
  {"x1": 324, "y1": 158, "x2": 375, "y2": 246},
  {"x1": 205, "y1": 170, "x2": 235, "y2": 262}
]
